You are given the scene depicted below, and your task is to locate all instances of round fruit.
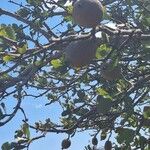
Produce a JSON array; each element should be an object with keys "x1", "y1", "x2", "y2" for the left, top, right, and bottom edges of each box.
[
  {"x1": 72, "y1": 0, "x2": 103, "y2": 28},
  {"x1": 101, "y1": 60, "x2": 121, "y2": 81},
  {"x1": 61, "y1": 139, "x2": 71, "y2": 149},
  {"x1": 65, "y1": 37, "x2": 100, "y2": 67},
  {"x1": 101, "y1": 66, "x2": 121, "y2": 81},
  {"x1": 92, "y1": 136, "x2": 98, "y2": 145},
  {"x1": 104, "y1": 140, "x2": 112, "y2": 150}
]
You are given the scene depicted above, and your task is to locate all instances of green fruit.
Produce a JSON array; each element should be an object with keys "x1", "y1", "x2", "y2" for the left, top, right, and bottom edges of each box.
[
  {"x1": 101, "y1": 66, "x2": 121, "y2": 81},
  {"x1": 65, "y1": 37, "x2": 100, "y2": 67},
  {"x1": 73, "y1": 0, "x2": 103, "y2": 28},
  {"x1": 101, "y1": 60, "x2": 121, "y2": 81},
  {"x1": 61, "y1": 139, "x2": 71, "y2": 149}
]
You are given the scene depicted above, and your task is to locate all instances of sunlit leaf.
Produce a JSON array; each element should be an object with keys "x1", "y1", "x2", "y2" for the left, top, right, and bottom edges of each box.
[
  {"x1": 51, "y1": 59, "x2": 63, "y2": 69},
  {"x1": 0, "y1": 24, "x2": 16, "y2": 40},
  {"x1": 96, "y1": 88, "x2": 112, "y2": 99},
  {"x1": 18, "y1": 43, "x2": 28, "y2": 54},
  {"x1": 3, "y1": 55, "x2": 15, "y2": 62},
  {"x1": 22, "y1": 123, "x2": 30, "y2": 139},
  {"x1": 96, "y1": 44, "x2": 111, "y2": 59}
]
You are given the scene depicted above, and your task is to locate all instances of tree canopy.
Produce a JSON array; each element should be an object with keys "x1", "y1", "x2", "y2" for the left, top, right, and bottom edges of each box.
[{"x1": 0, "y1": 0, "x2": 150, "y2": 150}]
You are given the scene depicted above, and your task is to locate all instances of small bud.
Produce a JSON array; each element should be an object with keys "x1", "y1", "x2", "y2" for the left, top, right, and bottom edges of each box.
[{"x1": 92, "y1": 137, "x2": 98, "y2": 145}]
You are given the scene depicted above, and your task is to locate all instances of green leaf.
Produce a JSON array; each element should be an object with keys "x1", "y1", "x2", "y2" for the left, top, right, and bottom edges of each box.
[
  {"x1": 142, "y1": 14, "x2": 150, "y2": 26},
  {"x1": 0, "y1": 26, "x2": 7, "y2": 37},
  {"x1": 3, "y1": 55, "x2": 15, "y2": 62},
  {"x1": 38, "y1": 77, "x2": 47, "y2": 86},
  {"x1": 128, "y1": 116, "x2": 137, "y2": 127},
  {"x1": 117, "y1": 79, "x2": 130, "y2": 92},
  {"x1": 51, "y1": 59, "x2": 63, "y2": 69},
  {"x1": 64, "y1": 6, "x2": 73, "y2": 22},
  {"x1": 0, "y1": 24, "x2": 16, "y2": 40},
  {"x1": 17, "y1": 8, "x2": 30, "y2": 18},
  {"x1": 116, "y1": 128, "x2": 135, "y2": 145},
  {"x1": 143, "y1": 106, "x2": 150, "y2": 119},
  {"x1": 5, "y1": 25, "x2": 16, "y2": 40},
  {"x1": 22, "y1": 123, "x2": 30, "y2": 139},
  {"x1": 61, "y1": 117, "x2": 74, "y2": 128},
  {"x1": 96, "y1": 88, "x2": 112, "y2": 99},
  {"x1": 1, "y1": 142, "x2": 11, "y2": 150},
  {"x1": 124, "y1": 96, "x2": 134, "y2": 113},
  {"x1": 96, "y1": 44, "x2": 111, "y2": 59},
  {"x1": 18, "y1": 43, "x2": 27, "y2": 54},
  {"x1": 66, "y1": 5, "x2": 73, "y2": 14},
  {"x1": 102, "y1": 6, "x2": 110, "y2": 20},
  {"x1": 64, "y1": 15, "x2": 73, "y2": 22},
  {"x1": 96, "y1": 95, "x2": 112, "y2": 114}
]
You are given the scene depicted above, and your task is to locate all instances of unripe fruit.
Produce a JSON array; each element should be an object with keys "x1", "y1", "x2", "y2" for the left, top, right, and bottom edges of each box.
[
  {"x1": 101, "y1": 60, "x2": 121, "y2": 81},
  {"x1": 92, "y1": 137, "x2": 98, "y2": 145},
  {"x1": 104, "y1": 140, "x2": 112, "y2": 150},
  {"x1": 65, "y1": 37, "x2": 100, "y2": 67},
  {"x1": 101, "y1": 66, "x2": 121, "y2": 81},
  {"x1": 61, "y1": 139, "x2": 71, "y2": 149},
  {"x1": 72, "y1": 0, "x2": 103, "y2": 28}
]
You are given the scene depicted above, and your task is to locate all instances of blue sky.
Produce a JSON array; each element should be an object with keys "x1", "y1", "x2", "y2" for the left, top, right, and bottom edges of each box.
[{"x1": 0, "y1": 1, "x2": 107, "y2": 149}]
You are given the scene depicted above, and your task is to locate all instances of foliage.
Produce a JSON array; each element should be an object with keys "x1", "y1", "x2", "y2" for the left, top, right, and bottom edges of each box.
[{"x1": 0, "y1": 0, "x2": 150, "y2": 149}]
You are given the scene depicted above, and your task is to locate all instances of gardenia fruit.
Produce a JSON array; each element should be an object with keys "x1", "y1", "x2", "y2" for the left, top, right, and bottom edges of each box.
[
  {"x1": 101, "y1": 60, "x2": 121, "y2": 81},
  {"x1": 72, "y1": 0, "x2": 103, "y2": 28},
  {"x1": 104, "y1": 140, "x2": 112, "y2": 150},
  {"x1": 65, "y1": 37, "x2": 100, "y2": 67}
]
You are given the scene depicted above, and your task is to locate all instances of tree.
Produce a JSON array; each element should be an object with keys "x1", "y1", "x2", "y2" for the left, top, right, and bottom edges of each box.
[{"x1": 0, "y1": 0, "x2": 150, "y2": 149}]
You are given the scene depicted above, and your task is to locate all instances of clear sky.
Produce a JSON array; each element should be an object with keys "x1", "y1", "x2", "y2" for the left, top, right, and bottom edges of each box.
[{"x1": 0, "y1": 1, "x2": 106, "y2": 149}]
